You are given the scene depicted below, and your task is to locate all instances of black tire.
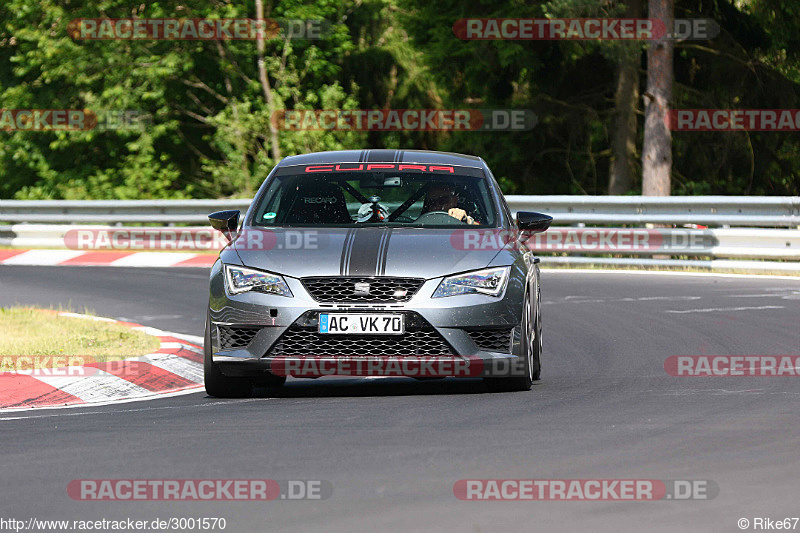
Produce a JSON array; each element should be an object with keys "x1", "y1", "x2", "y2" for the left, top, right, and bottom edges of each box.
[
  {"x1": 531, "y1": 281, "x2": 542, "y2": 381},
  {"x1": 485, "y1": 285, "x2": 540, "y2": 392},
  {"x1": 204, "y1": 313, "x2": 254, "y2": 398}
]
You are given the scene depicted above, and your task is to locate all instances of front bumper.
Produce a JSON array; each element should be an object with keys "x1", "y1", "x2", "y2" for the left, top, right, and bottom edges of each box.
[
  {"x1": 208, "y1": 260, "x2": 529, "y2": 379},
  {"x1": 214, "y1": 353, "x2": 525, "y2": 379}
]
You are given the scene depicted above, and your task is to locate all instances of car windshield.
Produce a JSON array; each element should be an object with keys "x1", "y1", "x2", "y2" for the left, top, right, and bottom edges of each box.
[{"x1": 251, "y1": 171, "x2": 497, "y2": 227}]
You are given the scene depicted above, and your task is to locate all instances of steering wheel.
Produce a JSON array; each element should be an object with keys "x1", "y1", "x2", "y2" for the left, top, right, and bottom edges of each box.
[{"x1": 414, "y1": 211, "x2": 465, "y2": 224}]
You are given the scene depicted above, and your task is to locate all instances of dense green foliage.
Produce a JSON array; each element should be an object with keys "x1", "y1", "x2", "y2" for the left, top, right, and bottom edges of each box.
[{"x1": 1, "y1": 0, "x2": 798, "y2": 198}]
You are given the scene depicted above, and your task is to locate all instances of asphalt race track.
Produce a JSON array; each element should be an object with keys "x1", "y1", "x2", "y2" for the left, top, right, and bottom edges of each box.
[{"x1": 1, "y1": 266, "x2": 799, "y2": 533}]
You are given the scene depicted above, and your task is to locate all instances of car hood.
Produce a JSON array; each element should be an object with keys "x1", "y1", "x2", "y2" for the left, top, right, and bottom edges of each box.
[{"x1": 233, "y1": 227, "x2": 510, "y2": 279}]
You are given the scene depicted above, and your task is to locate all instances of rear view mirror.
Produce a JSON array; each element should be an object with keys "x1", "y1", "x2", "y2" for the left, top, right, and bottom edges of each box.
[
  {"x1": 516, "y1": 211, "x2": 552, "y2": 233},
  {"x1": 208, "y1": 210, "x2": 240, "y2": 241},
  {"x1": 359, "y1": 174, "x2": 402, "y2": 188}
]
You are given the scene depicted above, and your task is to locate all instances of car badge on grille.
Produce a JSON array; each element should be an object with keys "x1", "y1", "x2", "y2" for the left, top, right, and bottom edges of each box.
[{"x1": 354, "y1": 282, "x2": 371, "y2": 295}]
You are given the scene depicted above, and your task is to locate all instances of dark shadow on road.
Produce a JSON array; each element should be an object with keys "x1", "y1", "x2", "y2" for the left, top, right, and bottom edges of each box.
[{"x1": 245, "y1": 376, "x2": 543, "y2": 398}]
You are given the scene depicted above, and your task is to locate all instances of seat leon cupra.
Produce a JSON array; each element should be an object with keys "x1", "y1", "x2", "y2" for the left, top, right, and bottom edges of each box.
[{"x1": 204, "y1": 149, "x2": 552, "y2": 397}]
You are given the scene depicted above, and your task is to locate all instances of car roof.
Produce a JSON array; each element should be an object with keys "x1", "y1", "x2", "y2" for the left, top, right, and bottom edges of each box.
[{"x1": 278, "y1": 149, "x2": 484, "y2": 168}]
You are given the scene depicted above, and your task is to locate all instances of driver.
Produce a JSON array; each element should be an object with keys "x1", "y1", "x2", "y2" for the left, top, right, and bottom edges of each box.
[{"x1": 421, "y1": 183, "x2": 479, "y2": 224}]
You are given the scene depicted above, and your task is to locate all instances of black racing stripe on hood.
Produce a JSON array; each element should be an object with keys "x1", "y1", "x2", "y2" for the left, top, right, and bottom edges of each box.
[
  {"x1": 339, "y1": 229, "x2": 356, "y2": 276},
  {"x1": 366, "y1": 149, "x2": 396, "y2": 163},
  {"x1": 345, "y1": 228, "x2": 388, "y2": 276},
  {"x1": 377, "y1": 228, "x2": 392, "y2": 276}
]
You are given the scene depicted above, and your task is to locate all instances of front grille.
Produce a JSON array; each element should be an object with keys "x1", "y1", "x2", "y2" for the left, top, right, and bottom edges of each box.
[
  {"x1": 217, "y1": 326, "x2": 262, "y2": 349},
  {"x1": 301, "y1": 277, "x2": 424, "y2": 303},
  {"x1": 267, "y1": 328, "x2": 453, "y2": 357},
  {"x1": 466, "y1": 328, "x2": 513, "y2": 353}
]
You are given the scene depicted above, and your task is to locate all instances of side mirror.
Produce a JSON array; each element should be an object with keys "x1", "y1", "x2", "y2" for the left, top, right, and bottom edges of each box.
[
  {"x1": 516, "y1": 211, "x2": 552, "y2": 233},
  {"x1": 209, "y1": 210, "x2": 240, "y2": 241}
]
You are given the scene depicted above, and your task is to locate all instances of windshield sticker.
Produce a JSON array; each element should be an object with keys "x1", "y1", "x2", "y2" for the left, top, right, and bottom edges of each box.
[{"x1": 303, "y1": 164, "x2": 455, "y2": 173}]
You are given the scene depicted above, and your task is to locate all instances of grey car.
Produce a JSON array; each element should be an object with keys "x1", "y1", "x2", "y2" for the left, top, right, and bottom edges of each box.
[{"x1": 204, "y1": 149, "x2": 552, "y2": 397}]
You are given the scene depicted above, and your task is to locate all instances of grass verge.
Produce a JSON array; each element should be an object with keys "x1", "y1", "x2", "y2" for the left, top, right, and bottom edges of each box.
[{"x1": 0, "y1": 307, "x2": 160, "y2": 368}]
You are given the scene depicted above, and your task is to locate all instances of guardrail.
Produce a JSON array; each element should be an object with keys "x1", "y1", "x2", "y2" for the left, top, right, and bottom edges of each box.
[
  {"x1": 505, "y1": 196, "x2": 800, "y2": 227},
  {"x1": 1, "y1": 196, "x2": 798, "y2": 272},
  {"x1": 0, "y1": 199, "x2": 249, "y2": 224},
  {"x1": 2, "y1": 224, "x2": 798, "y2": 260},
  {"x1": 2, "y1": 196, "x2": 799, "y2": 226}
]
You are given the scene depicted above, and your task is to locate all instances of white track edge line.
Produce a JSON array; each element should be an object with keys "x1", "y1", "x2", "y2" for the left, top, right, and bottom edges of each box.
[{"x1": 540, "y1": 268, "x2": 800, "y2": 281}]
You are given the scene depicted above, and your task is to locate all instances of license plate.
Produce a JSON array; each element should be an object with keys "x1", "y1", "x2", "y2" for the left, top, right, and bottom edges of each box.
[{"x1": 318, "y1": 313, "x2": 404, "y2": 335}]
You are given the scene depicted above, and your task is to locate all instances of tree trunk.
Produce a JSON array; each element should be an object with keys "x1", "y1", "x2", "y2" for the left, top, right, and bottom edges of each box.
[
  {"x1": 609, "y1": 0, "x2": 642, "y2": 196},
  {"x1": 641, "y1": 0, "x2": 673, "y2": 196},
  {"x1": 256, "y1": 0, "x2": 282, "y2": 162}
]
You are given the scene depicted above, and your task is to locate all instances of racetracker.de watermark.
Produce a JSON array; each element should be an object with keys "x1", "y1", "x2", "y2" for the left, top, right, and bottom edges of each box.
[
  {"x1": 68, "y1": 18, "x2": 328, "y2": 40},
  {"x1": 63, "y1": 228, "x2": 324, "y2": 251},
  {"x1": 450, "y1": 228, "x2": 714, "y2": 254},
  {"x1": 0, "y1": 355, "x2": 147, "y2": 377},
  {"x1": 270, "y1": 356, "x2": 536, "y2": 378},
  {"x1": 0, "y1": 355, "x2": 158, "y2": 379},
  {"x1": 64, "y1": 228, "x2": 715, "y2": 254},
  {"x1": 270, "y1": 109, "x2": 536, "y2": 131},
  {"x1": 667, "y1": 109, "x2": 800, "y2": 131},
  {"x1": 665, "y1": 356, "x2": 800, "y2": 377},
  {"x1": 0, "y1": 109, "x2": 151, "y2": 131},
  {"x1": 453, "y1": 18, "x2": 719, "y2": 40},
  {"x1": 271, "y1": 355, "x2": 482, "y2": 378},
  {"x1": 454, "y1": 479, "x2": 719, "y2": 500},
  {"x1": 1, "y1": 355, "x2": 95, "y2": 376},
  {"x1": 68, "y1": 479, "x2": 332, "y2": 500}
]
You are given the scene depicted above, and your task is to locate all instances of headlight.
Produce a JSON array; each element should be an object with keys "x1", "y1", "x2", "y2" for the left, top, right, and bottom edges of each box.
[
  {"x1": 432, "y1": 267, "x2": 510, "y2": 298},
  {"x1": 224, "y1": 265, "x2": 293, "y2": 297}
]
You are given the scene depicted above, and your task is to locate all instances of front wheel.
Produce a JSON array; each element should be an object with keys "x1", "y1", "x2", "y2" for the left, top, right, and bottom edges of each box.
[
  {"x1": 485, "y1": 287, "x2": 540, "y2": 392},
  {"x1": 204, "y1": 313, "x2": 254, "y2": 398}
]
